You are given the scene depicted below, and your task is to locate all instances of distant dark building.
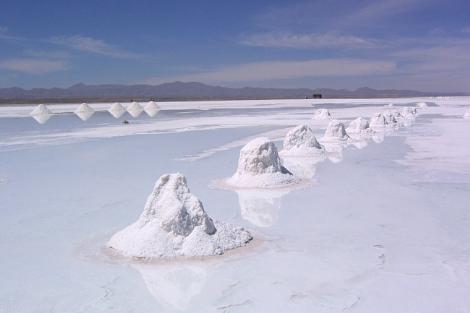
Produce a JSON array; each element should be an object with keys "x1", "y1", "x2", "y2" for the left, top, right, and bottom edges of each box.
[{"x1": 312, "y1": 94, "x2": 322, "y2": 99}]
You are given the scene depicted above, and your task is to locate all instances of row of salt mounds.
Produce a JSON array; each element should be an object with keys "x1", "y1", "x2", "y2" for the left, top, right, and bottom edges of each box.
[
  {"x1": 109, "y1": 101, "x2": 161, "y2": 118},
  {"x1": 30, "y1": 104, "x2": 52, "y2": 124},
  {"x1": 369, "y1": 107, "x2": 417, "y2": 131},
  {"x1": 74, "y1": 103, "x2": 95, "y2": 121},
  {"x1": 280, "y1": 125, "x2": 325, "y2": 157},
  {"x1": 312, "y1": 108, "x2": 332, "y2": 120},
  {"x1": 225, "y1": 137, "x2": 299, "y2": 189},
  {"x1": 108, "y1": 173, "x2": 252, "y2": 258}
]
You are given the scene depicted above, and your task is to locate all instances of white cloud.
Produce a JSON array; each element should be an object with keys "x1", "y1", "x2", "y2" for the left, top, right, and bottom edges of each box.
[
  {"x1": 0, "y1": 58, "x2": 67, "y2": 74},
  {"x1": 241, "y1": 32, "x2": 377, "y2": 49},
  {"x1": 50, "y1": 35, "x2": 140, "y2": 58},
  {"x1": 146, "y1": 58, "x2": 396, "y2": 84}
]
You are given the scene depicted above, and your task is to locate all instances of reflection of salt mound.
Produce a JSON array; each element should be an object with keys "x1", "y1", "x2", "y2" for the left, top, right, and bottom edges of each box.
[
  {"x1": 369, "y1": 113, "x2": 388, "y2": 131},
  {"x1": 282, "y1": 154, "x2": 325, "y2": 179},
  {"x1": 144, "y1": 101, "x2": 161, "y2": 117},
  {"x1": 322, "y1": 120, "x2": 349, "y2": 141},
  {"x1": 108, "y1": 173, "x2": 252, "y2": 258},
  {"x1": 463, "y1": 109, "x2": 470, "y2": 119},
  {"x1": 346, "y1": 117, "x2": 370, "y2": 134},
  {"x1": 127, "y1": 101, "x2": 144, "y2": 118},
  {"x1": 280, "y1": 125, "x2": 324, "y2": 157},
  {"x1": 236, "y1": 189, "x2": 290, "y2": 227},
  {"x1": 312, "y1": 108, "x2": 331, "y2": 120},
  {"x1": 74, "y1": 103, "x2": 95, "y2": 121},
  {"x1": 134, "y1": 263, "x2": 207, "y2": 311},
  {"x1": 226, "y1": 137, "x2": 298, "y2": 188},
  {"x1": 30, "y1": 104, "x2": 51, "y2": 124},
  {"x1": 108, "y1": 102, "x2": 126, "y2": 118},
  {"x1": 417, "y1": 102, "x2": 427, "y2": 108}
]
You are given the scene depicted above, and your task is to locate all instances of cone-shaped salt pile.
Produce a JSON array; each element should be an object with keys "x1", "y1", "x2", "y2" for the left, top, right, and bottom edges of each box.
[
  {"x1": 346, "y1": 117, "x2": 370, "y2": 134},
  {"x1": 127, "y1": 101, "x2": 143, "y2": 118},
  {"x1": 280, "y1": 124, "x2": 324, "y2": 157},
  {"x1": 369, "y1": 113, "x2": 388, "y2": 131},
  {"x1": 226, "y1": 137, "x2": 297, "y2": 188},
  {"x1": 108, "y1": 102, "x2": 126, "y2": 118},
  {"x1": 144, "y1": 101, "x2": 161, "y2": 117},
  {"x1": 463, "y1": 109, "x2": 470, "y2": 119},
  {"x1": 108, "y1": 173, "x2": 252, "y2": 258},
  {"x1": 312, "y1": 108, "x2": 331, "y2": 120},
  {"x1": 323, "y1": 120, "x2": 349, "y2": 140},
  {"x1": 30, "y1": 104, "x2": 51, "y2": 124},
  {"x1": 416, "y1": 102, "x2": 427, "y2": 108},
  {"x1": 74, "y1": 103, "x2": 95, "y2": 121}
]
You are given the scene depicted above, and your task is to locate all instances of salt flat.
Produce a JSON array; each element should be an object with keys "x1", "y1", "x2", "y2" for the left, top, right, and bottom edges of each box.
[{"x1": 0, "y1": 97, "x2": 470, "y2": 312}]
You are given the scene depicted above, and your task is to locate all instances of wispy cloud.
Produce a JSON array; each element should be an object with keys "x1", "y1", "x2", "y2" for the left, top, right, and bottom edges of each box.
[
  {"x1": 0, "y1": 58, "x2": 67, "y2": 74},
  {"x1": 346, "y1": 0, "x2": 426, "y2": 22},
  {"x1": 241, "y1": 32, "x2": 377, "y2": 49},
  {"x1": 50, "y1": 35, "x2": 141, "y2": 58},
  {"x1": 146, "y1": 58, "x2": 396, "y2": 84}
]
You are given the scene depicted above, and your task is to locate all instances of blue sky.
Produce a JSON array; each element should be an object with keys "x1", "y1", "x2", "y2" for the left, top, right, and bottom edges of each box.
[{"x1": 1, "y1": 0, "x2": 470, "y2": 91}]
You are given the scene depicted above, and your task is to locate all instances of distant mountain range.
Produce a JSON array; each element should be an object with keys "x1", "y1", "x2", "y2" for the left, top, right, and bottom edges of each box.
[{"x1": 0, "y1": 81, "x2": 466, "y2": 104}]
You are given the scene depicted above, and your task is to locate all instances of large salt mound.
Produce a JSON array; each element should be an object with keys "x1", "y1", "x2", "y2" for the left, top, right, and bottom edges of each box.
[
  {"x1": 322, "y1": 120, "x2": 349, "y2": 141},
  {"x1": 280, "y1": 125, "x2": 324, "y2": 157},
  {"x1": 369, "y1": 113, "x2": 388, "y2": 131},
  {"x1": 226, "y1": 137, "x2": 298, "y2": 188},
  {"x1": 30, "y1": 104, "x2": 51, "y2": 124},
  {"x1": 346, "y1": 117, "x2": 370, "y2": 134},
  {"x1": 108, "y1": 173, "x2": 252, "y2": 258},
  {"x1": 108, "y1": 102, "x2": 126, "y2": 118},
  {"x1": 312, "y1": 108, "x2": 332, "y2": 120}
]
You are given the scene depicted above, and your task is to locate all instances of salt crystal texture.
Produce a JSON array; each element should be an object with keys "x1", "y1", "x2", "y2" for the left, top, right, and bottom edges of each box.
[
  {"x1": 74, "y1": 103, "x2": 95, "y2": 121},
  {"x1": 108, "y1": 173, "x2": 252, "y2": 258},
  {"x1": 30, "y1": 104, "x2": 51, "y2": 124},
  {"x1": 127, "y1": 101, "x2": 144, "y2": 118},
  {"x1": 144, "y1": 101, "x2": 161, "y2": 117},
  {"x1": 226, "y1": 137, "x2": 298, "y2": 188},
  {"x1": 323, "y1": 120, "x2": 349, "y2": 141},
  {"x1": 312, "y1": 108, "x2": 332, "y2": 120},
  {"x1": 346, "y1": 117, "x2": 370, "y2": 134},
  {"x1": 280, "y1": 125, "x2": 325, "y2": 157},
  {"x1": 108, "y1": 102, "x2": 126, "y2": 118}
]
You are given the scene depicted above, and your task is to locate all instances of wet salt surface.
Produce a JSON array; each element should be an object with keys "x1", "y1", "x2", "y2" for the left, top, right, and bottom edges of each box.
[{"x1": 1, "y1": 99, "x2": 470, "y2": 312}]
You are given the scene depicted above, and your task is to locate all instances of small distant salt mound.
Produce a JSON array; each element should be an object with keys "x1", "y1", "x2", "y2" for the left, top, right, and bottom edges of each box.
[
  {"x1": 416, "y1": 102, "x2": 428, "y2": 108},
  {"x1": 108, "y1": 173, "x2": 252, "y2": 258},
  {"x1": 402, "y1": 106, "x2": 417, "y2": 118},
  {"x1": 312, "y1": 108, "x2": 332, "y2": 120},
  {"x1": 30, "y1": 104, "x2": 51, "y2": 124},
  {"x1": 226, "y1": 137, "x2": 298, "y2": 188},
  {"x1": 127, "y1": 101, "x2": 144, "y2": 118},
  {"x1": 346, "y1": 117, "x2": 370, "y2": 134},
  {"x1": 280, "y1": 125, "x2": 324, "y2": 157},
  {"x1": 108, "y1": 102, "x2": 126, "y2": 118},
  {"x1": 386, "y1": 103, "x2": 394, "y2": 107},
  {"x1": 463, "y1": 109, "x2": 470, "y2": 119},
  {"x1": 144, "y1": 101, "x2": 161, "y2": 117},
  {"x1": 74, "y1": 103, "x2": 95, "y2": 121},
  {"x1": 369, "y1": 113, "x2": 388, "y2": 131},
  {"x1": 322, "y1": 120, "x2": 349, "y2": 141}
]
